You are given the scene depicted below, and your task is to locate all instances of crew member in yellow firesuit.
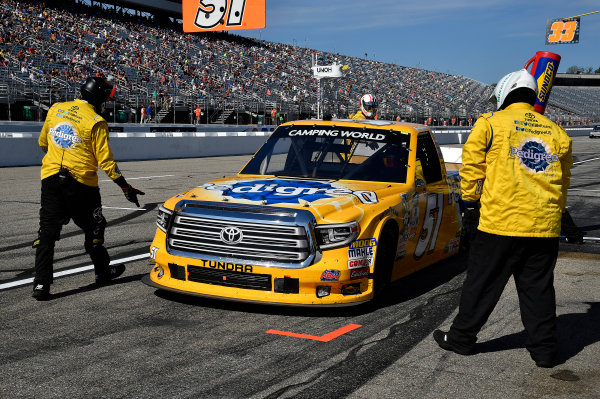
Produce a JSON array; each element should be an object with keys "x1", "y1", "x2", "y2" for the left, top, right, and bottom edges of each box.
[
  {"x1": 351, "y1": 94, "x2": 377, "y2": 120},
  {"x1": 32, "y1": 76, "x2": 145, "y2": 300},
  {"x1": 433, "y1": 69, "x2": 573, "y2": 368}
]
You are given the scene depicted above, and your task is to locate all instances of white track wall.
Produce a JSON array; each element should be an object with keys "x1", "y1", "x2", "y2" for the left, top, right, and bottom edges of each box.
[{"x1": 0, "y1": 123, "x2": 592, "y2": 167}]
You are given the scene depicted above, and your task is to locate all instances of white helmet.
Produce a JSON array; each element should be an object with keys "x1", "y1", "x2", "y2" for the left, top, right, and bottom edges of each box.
[
  {"x1": 360, "y1": 94, "x2": 378, "y2": 118},
  {"x1": 489, "y1": 69, "x2": 537, "y2": 110}
]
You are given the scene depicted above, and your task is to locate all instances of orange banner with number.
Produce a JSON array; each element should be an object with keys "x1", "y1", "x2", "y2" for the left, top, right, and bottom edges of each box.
[
  {"x1": 545, "y1": 17, "x2": 580, "y2": 44},
  {"x1": 183, "y1": 0, "x2": 266, "y2": 32}
]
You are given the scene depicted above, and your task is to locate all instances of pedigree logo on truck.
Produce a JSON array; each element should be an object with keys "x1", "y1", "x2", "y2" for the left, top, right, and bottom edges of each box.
[{"x1": 203, "y1": 179, "x2": 378, "y2": 205}]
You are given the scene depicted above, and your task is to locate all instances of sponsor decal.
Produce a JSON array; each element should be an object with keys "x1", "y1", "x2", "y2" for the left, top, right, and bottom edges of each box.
[
  {"x1": 396, "y1": 236, "x2": 408, "y2": 259},
  {"x1": 153, "y1": 265, "x2": 164, "y2": 278},
  {"x1": 446, "y1": 175, "x2": 461, "y2": 205},
  {"x1": 92, "y1": 207, "x2": 104, "y2": 221},
  {"x1": 150, "y1": 246, "x2": 159, "y2": 260},
  {"x1": 537, "y1": 62, "x2": 555, "y2": 103},
  {"x1": 349, "y1": 267, "x2": 370, "y2": 280},
  {"x1": 509, "y1": 137, "x2": 558, "y2": 173},
  {"x1": 341, "y1": 283, "x2": 361, "y2": 296},
  {"x1": 204, "y1": 179, "x2": 378, "y2": 205},
  {"x1": 475, "y1": 179, "x2": 483, "y2": 195},
  {"x1": 56, "y1": 107, "x2": 83, "y2": 123},
  {"x1": 513, "y1": 120, "x2": 552, "y2": 134},
  {"x1": 220, "y1": 226, "x2": 243, "y2": 244},
  {"x1": 288, "y1": 129, "x2": 386, "y2": 141},
  {"x1": 199, "y1": 260, "x2": 253, "y2": 273},
  {"x1": 379, "y1": 206, "x2": 399, "y2": 221},
  {"x1": 444, "y1": 238, "x2": 460, "y2": 254},
  {"x1": 50, "y1": 122, "x2": 81, "y2": 149},
  {"x1": 348, "y1": 258, "x2": 370, "y2": 269},
  {"x1": 349, "y1": 238, "x2": 378, "y2": 248},
  {"x1": 321, "y1": 269, "x2": 341, "y2": 281},
  {"x1": 398, "y1": 191, "x2": 420, "y2": 249},
  {"x1": 525, "y1": 113, "x2": 537, "y2": 121},
  {"x1": 348, "y1": 238, "x2": 377, "y2": 269}
]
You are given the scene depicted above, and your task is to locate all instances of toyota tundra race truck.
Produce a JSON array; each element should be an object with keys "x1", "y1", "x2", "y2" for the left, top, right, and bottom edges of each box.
[{"x1": 142, "y1": 119, "x2": 463, "y2": 306}]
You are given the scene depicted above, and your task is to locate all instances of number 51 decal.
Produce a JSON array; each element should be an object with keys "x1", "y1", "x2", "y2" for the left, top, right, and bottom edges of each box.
[
  {"x1": 414, "y1": 193, "x2": 444, "y2": 259},
  {"x1": 183, "y1": 0, "x2": 265, "y2": 32}
]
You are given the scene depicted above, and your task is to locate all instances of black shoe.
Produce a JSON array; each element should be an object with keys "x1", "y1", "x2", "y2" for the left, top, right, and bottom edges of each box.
[
  {"x1": 32, "y1": 283, "x2": 51, "y2": 301},
  {"x1": 433, "y1": 329, "x2": 477, "y2": 356},
  {"x1": 95, "y1": 264, "x2": 126, "y2": 285},
  {"x1": 531, "y1": 353, "x2": 557, "y2": 368},
  {"x1": 534, "y1": 358, "x2": 556, "y2": 368}
]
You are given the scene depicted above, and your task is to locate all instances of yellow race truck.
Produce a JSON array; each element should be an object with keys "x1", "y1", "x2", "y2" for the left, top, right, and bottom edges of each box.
[{"x1": 143, "y1": 119, "x2": 463, "y2": 306}]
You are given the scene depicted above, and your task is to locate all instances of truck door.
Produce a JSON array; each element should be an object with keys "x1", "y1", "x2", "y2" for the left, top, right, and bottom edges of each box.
[{"x1": 413, "y1": 131, "x2": 452, "y2": 263}]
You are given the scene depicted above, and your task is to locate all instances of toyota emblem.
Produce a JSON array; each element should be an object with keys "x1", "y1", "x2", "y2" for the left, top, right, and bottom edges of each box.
[{"x1": 220, "y1": 226, "x2": 243, "y2": 244}]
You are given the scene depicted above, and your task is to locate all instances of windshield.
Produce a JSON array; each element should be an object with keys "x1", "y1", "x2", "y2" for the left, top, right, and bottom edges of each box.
[{"x1": 241, "y1": 125, "x2": 411, "y2": 183}]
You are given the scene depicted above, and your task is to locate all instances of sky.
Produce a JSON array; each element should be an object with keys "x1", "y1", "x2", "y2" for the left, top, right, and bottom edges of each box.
[{"x1": 236, "y1": 0, "x2": 600, "y2": 84}]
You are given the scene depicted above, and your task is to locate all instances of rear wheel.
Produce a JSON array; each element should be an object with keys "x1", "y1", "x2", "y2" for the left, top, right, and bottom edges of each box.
[{"x1": 372, "y1": 225, "x2": 398, "y2": 301}]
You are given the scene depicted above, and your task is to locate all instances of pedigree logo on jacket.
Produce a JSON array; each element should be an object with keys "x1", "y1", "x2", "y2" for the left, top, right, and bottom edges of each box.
[
  {"x1": 509, "y1": 137, "x2": 558, "y2": 173},
  {"x1": 49, "y1": 122, "x2": 81, "y2": 149}
]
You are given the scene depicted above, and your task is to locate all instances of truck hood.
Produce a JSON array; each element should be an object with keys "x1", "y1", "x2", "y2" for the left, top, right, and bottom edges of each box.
[{"x1": 171, "y1": 176, "x2": 406, "y2": 224}]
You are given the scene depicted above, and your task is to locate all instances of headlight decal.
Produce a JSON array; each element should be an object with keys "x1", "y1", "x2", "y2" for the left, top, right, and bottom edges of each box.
[
  {"x1": 156, "y1": 205, "x2": 173, "y2": 232},
  {"x1": 315, "y1": 221, "x2": 360, "y2": 250}
]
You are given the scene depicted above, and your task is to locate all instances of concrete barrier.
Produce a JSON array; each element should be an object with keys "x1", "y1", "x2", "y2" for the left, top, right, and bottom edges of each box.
[{"x1": 0, "y1": 122, "x2": 592, "y2": 167}]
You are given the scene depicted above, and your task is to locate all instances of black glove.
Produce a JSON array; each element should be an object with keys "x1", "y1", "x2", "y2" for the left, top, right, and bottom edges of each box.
[
  {"x1": 460, "y1": 202, "x2": 480, "y2": 253},
  {"x1": 122, "y1": 184, "x2": 145, "y2": 207},
  {"x1": 114, "y1": 176, "x2": 144, "y2": 207},
  {"x1": 463, "y1": 207, "x2": 480, "y2": 235},
  {"x1": 561, "y1": 210, "x2": 584, "y2": 244}
]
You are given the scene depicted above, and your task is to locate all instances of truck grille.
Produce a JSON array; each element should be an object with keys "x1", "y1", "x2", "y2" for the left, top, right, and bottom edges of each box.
[
  {"x1": 187, "y1": 265, "x2": 271, "y2": 291},
  {"x1": 168, "y1": 216, "x2": 310, "y2": 263}
]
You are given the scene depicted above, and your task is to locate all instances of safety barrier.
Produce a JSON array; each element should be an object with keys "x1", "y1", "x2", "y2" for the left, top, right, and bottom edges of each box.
[{"x1": 0, "y1": 122, "x2": 592, "y2": 167}]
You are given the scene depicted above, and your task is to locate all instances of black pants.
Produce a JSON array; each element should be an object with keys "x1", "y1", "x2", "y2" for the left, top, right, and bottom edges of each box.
[
  {"x1": 448, "y1": 231, "x2": 558, "y2": 359},
  {"x1": 34, "y1": 173, "x2": 110, "y2": 285}
]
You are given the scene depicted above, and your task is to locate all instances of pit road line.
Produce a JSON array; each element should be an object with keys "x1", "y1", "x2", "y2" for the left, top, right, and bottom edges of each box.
[
  {"x1": 100, "y1": 174, "x2": 175, "y2": 182},
  {"x1": 0, "y1": 253, "x2": 150, "y2": 291},
  {"x1": 102, "y1": 206, "x2": 147, "y2": 211},
  {"x1": 573, "y1": 157, "x2": 600, "y2": 165}
]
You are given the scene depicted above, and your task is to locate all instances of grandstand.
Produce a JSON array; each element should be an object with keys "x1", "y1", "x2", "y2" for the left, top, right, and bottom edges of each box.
[{"x1": 0, "y1": 0, "x2": 598, "y2": 126}]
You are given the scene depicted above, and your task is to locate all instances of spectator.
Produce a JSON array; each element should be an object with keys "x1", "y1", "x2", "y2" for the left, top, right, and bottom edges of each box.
[{"x1": 195, "y1": 105, "x2": 201, "y2": 124}]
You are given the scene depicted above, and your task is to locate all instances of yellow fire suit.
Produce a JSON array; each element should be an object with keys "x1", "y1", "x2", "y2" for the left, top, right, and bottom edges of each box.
[
  {"x1": 460, "y1": 102, "x2": 572, "y2": 237},
  {"x1": 39, "y1": 99, "x2": 122, "y2": 186},
  {"x1": 351, "y1": 110, "x2": 369, "y2": 119}
]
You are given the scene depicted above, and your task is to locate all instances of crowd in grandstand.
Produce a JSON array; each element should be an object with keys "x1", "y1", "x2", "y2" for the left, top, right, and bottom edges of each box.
[{"x1": 0, "y1": 0, "x2": 596, "y2": 124}]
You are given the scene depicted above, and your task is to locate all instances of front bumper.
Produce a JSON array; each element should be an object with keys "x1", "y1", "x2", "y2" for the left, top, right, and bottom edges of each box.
[{"x1": 144, "y1": 233, "x2": 375, "y2": 306}]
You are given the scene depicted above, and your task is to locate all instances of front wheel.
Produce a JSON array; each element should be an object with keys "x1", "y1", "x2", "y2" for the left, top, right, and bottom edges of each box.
[{"x1": 372, "y1": 225, "x2": 398, "y2": 300}]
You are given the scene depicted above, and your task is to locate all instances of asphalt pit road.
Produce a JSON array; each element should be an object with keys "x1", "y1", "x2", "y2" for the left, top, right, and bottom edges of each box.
[{"x1": 550, "y1": 370, "x2": 580, "y2": 382}]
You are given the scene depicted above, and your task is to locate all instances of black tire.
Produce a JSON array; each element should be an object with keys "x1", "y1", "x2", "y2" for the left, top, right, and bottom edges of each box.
[{"x1": 373, "y1": 225, "x2": 398, "y2": 300}]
